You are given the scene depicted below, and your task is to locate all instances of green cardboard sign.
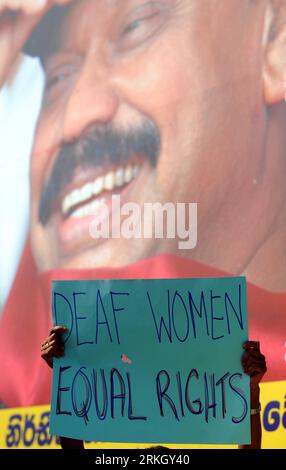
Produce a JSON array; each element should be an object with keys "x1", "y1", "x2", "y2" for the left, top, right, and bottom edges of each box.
[{"x1": 50, "y1": 277, "x2": 250, "y2": 444}]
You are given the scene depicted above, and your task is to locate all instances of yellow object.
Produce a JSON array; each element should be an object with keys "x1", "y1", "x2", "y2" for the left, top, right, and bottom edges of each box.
[{"x1": 0, "y1": 381, "x2": 284, "y2": 449}]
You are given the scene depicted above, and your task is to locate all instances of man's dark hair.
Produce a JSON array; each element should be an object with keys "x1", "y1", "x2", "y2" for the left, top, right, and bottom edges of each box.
[{"x1": 24, "y1": 4, "x2": 70, "y2": 61}]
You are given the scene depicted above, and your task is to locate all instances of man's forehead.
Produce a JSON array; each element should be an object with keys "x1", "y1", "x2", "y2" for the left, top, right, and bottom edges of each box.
[{"x1": 24, "y1": 0, "x2": 179, "y2": 59}]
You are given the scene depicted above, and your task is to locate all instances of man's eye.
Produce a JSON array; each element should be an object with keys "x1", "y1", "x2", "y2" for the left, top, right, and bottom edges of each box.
[
  {"x1": 46, "y1": 64, "x2": 73, "y2": 91},
  {"x1": 122, "y1": 14, "x2": 157, "y2": 36},
  {"x1": 44, "y1": 63, "x2": 77, "y2": 104},
  {"x1": 46, "y1": 71, "x2": 67, "y2": 90},
  {"x1": 119, "y1": 5, "x2": 167, "y2": 51}
]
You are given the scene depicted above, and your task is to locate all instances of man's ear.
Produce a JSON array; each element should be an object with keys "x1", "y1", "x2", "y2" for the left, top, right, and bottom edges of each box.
[{"x1": 263, "y1": 1, "x2": 286, "y2": 105}]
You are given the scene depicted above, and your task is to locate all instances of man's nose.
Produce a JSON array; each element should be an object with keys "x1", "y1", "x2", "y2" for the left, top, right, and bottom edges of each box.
[{"x1": 62, "y1": 55, "x2": 119, "y2": 141}]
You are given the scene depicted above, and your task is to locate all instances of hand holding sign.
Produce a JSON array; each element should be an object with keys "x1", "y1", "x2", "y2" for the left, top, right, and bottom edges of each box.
[
  {"x1": 41, "y1": 325, "x2": 67, "y2": 368},
  {"x1": 242, "y1": 341, "x2": 267, "y2": 387}
]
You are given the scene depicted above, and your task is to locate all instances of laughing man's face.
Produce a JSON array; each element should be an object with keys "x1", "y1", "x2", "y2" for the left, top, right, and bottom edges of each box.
[{"x1": 30, "y1": 0, "x2": 268, "y2": 271}]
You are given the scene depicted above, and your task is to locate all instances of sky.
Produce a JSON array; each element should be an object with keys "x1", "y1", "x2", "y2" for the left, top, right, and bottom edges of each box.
[{"x1": 0, "y1": 55, "x2": 44, "y2": 312}]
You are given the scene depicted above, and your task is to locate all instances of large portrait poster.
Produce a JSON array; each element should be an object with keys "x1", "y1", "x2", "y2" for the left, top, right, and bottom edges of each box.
[{"x1": 0, "y1": 0, "x2": 285, "y2": 449}]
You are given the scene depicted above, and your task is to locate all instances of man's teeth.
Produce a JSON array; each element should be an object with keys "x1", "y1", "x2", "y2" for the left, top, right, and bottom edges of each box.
[
  {"x1": 62, "y1": 164, "x2": 139, "y2": 216},
  {"x1": 70, "y1": 198, "x2": 106, "y2": 219}
]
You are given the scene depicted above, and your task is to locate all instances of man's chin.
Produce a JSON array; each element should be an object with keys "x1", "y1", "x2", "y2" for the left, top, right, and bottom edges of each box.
[{"x1": 31, "y1": 226, "x2": 157, "y2": 272}]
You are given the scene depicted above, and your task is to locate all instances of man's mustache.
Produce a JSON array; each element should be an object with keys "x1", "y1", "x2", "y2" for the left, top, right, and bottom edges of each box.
[{"x1": 39, "y1": 121, "x2": 161, "y2": 226}]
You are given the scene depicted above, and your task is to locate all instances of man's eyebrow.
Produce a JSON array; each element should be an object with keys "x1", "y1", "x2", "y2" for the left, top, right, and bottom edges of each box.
[{"x1": 23, "y1": 0, "x2": 123, "y2": 60}]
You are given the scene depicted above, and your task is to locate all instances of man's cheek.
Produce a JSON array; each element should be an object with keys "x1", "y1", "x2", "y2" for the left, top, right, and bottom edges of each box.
[
  {"x1": 32, "y1": 121, "x2": 59, "y2": 188},
  {"x1": 117, "y1": 47, "x2": 188, "y2": 113}
]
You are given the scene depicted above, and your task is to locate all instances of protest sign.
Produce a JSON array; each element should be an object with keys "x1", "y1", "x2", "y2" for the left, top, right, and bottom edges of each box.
[{"x1": 50, "y1": 277, "x2": 250, "y2": 444}]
